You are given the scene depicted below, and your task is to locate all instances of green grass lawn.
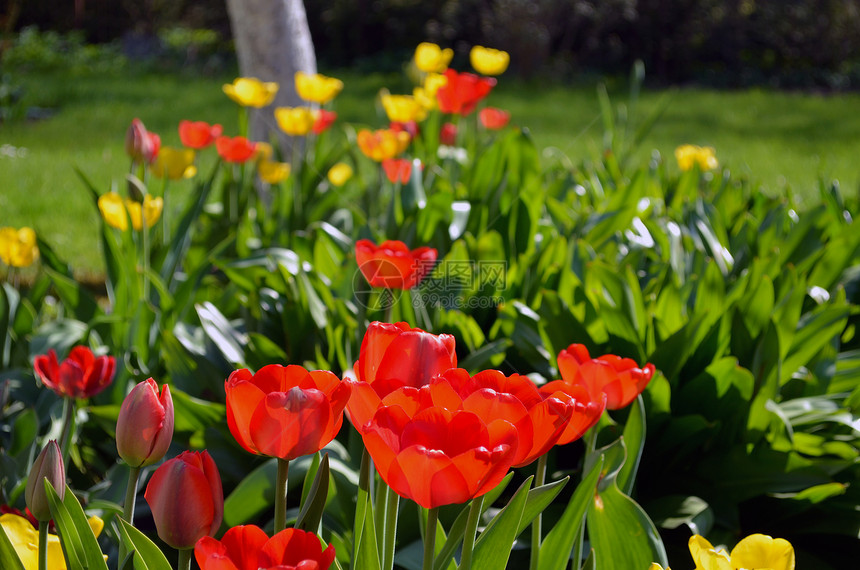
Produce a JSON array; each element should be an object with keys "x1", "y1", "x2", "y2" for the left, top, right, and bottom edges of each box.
[{"x1": 3, "y1": 63, "x2": 860, "y2": 278}]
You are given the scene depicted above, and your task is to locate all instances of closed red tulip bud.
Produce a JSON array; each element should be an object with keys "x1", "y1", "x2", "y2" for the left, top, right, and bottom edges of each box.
[
  {"x1": 25, "y1": 440, "x2": 65, "y2": 522},
  {"x1": 33, "y1": 346, "x2": 116, "y2": 400},
  {"x1": 440, "y1": 122, "x2": 458, "y2": 146},
  {"x1": 179, "y1": 120, "x2": 223, "y2": 149},
  {"x1": 125, "y1": 118, "x2": 160, "y2": 164},
  {"x1": 145, "y1": 450, "x2": 223, "y2": 550},
  {"x1": 117, "y1": 378, "x2": 174, "y2": 468},
  {"x1": 195, "y1": 525, "x2": 336, "y2": 570}
]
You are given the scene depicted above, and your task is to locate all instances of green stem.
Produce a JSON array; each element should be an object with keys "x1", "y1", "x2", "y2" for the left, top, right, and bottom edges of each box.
[
  {"x1": 275, "y1": 458, "x2": 289, "y2": 533},
  {"x1": 460, "y1": 496, "x2": 484, "y2": 570},
  {"x1": 572, "y1": 427, "x2": 599, "y2": 567},
  {"x1": 118, "y1": 466, "x2": 141, "y2": 565},
  {"x1": 58, "y1": 397, "x2": 76, "y2": 466},
  {"x1": 38, "y1": 521, "x2": 48, "y2": 570},
  {"x1": 374, "y1": 474, "x2": 388, "y2": 556},
  {"x1": 161, "y1": 177, "x2": 170, "y2": 246},
  {"x1": 177, "y1": 547, "x2": 193, "y2": 570},
  {"x1": 422, "y1": 507, "x2": 439, "y2": 570},
  {"x1": 353, "y1": 448, "x2": 372, "y2": 562},
  {"x1": 529, "y1": 454, "x2": 548, "y2": 570},
  {"x1": 382, "y1": 488, "x2": 400, "y2": 570},
  {"x1": 141, "y1": 210, "x2": 150, "y2": 301}
]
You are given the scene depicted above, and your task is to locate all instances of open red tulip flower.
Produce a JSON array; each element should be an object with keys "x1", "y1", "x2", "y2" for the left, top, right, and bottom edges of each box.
[
  {"x1": 225, "y1": 364, "x2": 350, "y2": 460},
  {"x1": 144, "y1": 450, "x2": 224, "y2": 550},
  {"x1": 382, "y1": 158, "x2": 413, "y2": 184},
  {"x1": 355, "y1": 239, "x2": 437, "y2": 290},
  {"x1": 479, "y1": 107, "x2": 511, "y2": 130},
  {"x1": 436, "y1": 69, "x2": 496, "y2": 116},
  {"x1": 195, "y1": 525, "x2": 335, "y2": 570},
  {"x1": 545, "y1": 344, "x2": 655, "y2": 411},
  {"x1": 361, "y1": 385, "x2": 518, "y2": 509},
  {"x1": 216, "y1": 135, "x2": 258, "y2": 163},
  {"x1": 179, "y1": 120, "x2": 223, "y2": 149},
  {"x1": 430, "y1": 369, "x2": 577, "y2": 468},
  {"x1": 346, "y1": 321, "x2": 457, "y2": 433},
  {"x1": 33, "y1": 346, "x2": 116, "y2": 399}
]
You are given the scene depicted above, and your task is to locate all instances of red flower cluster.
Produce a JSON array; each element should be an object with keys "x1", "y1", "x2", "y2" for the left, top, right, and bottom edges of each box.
[
  {"x1": 355, "y1": 239, "x2": 438, "y2": 290},
  {"x1": 33, "y1": 346, "x2": 116, "y2": 399},
  {"x1": 436, "y1": 69, "x2": 496, "y2": 116}
]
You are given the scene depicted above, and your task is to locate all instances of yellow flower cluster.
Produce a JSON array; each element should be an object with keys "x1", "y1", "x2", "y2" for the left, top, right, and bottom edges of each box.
[
  {"x1": 381, "y1": 93, "x2": 427, "y2": 123},
  {"x1": 1, "y1": 513, "x2": 104, "y2": 570},
  {"x1": 98, "y1": 192, "x2": 163, "y2": 231},
  {"x1": 675, "y1": 144, "x2": 719, "y2": 172},
  {"x1": 0, "y1": 227, "x2": 39, "y2": 268},
  {"x1": 649, "y1": 533, "x2": 794, "y2": 570}
]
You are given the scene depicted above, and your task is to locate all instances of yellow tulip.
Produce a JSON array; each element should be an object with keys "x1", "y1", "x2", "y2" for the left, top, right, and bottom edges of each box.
[
  {"x1": 470, "y1": 45, "x2": 510, "y2": 76},
  {"x1": 688, "y1": 535, "x2": 732, "y2": 570},
  {"x1": 98, "y1": 193, "x2": 163, "y2": 231},
  {"x1": 258, "y1": 159, "x2": 291, "y2": 184},
  {"x1": 729, "y1": 533, "x2": 795, "y2": 570},
  {"x1": 126, "y1": 195, "x2": 164, "y2": 231},
  {"x1": 414, "y1": 42, "x2": 453, "y2": 73},
  {"x1": 151, "y1": 147, "x2": 197, "y2": 180},
  {"x1": 381, "y1": 94, "x2": 427, "y2": 123},
  {"x1": 648, "y1": 565, "x2": 670, "y2": 570},
  {"x1": 253, "y1": 141, "x2": 274, "y2": 162},
  {"x1": 223, "y1": 77, "x2": 279, "y2": 108},
  {"x1": 327, "y1": 162, "x2": 353, "y2": 187},
  {"x1": 0, "y1": 227, "x2": 39, "y2": 268},
  {"x1": 0, "y1": 513, "x2": 104, "y2": 570},
  {"x1": 675, "y1": 144, "x2": 718, "y2": 172},
  {"x1": 356, "y1": 129, "x2": 411, "y2": 162},
  {"x1": 295, "y1": 71, "x2": 344, "y2": 104},
  {"x1": 274, "y1": 106, "x2": 315, "y2": 136},
  {"x1": 414, "y1": 73, "x2": 448, "y2": 110}
]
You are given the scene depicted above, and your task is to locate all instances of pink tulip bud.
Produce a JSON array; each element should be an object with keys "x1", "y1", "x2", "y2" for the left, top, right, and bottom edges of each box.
[
  {"x1": 116, "y1": 379, "x2": 174, "y2": 468},
  {"x1": 125, "y1": 118, "x2": 160, "y2": 164},
  {"x1": 25, "y1": 440, "x2": 65, "y2": 521},
  {"x1": 145, "y1": 450, "x2": 223, "y2": 549}
]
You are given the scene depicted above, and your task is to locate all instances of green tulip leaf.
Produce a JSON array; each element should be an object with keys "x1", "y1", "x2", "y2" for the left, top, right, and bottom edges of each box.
[
  {"x1": 117, "y1": 518, "x2": 173, "y2": 570},
  {"x1": 515, "y1": 476, "x2": 569, "y2": 537},
  {"x1": 618, "y1": 396, "x2": 646, "y2": 495},
  {"x1": 223, "y1": 459, "x2": 278, "y2": 527},
  {"x1": 0, "y1": 521, "x2": 26, "y2": 570},
  {"x1": 46, "y1": 482, "x2": 108, "y2": 570},
  {"x1": 538, "y1": 456, "x2": 604, "y2": 570},
  {"x1": 296, "y1": 453, "x2": 330, "y2": 532},
  {"x1": 471, "y1": 476, "x2": 532, "y2": 570},
  {"x1": 353, "y1": 491, "x2": 381, "y2": 570}
]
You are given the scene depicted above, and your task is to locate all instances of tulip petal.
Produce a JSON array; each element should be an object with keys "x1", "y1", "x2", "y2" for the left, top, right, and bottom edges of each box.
[
  {"x1": 194, "y1": 536, "x2": 243, "y2": 570},
  {"x1": 225, "y1": 370, "x2": 268, "y2": 455},
  {"x1": 145, "y1": 459, "x2": 216, "y2": 549},
  {"x1": 388, "y1": 444, "x2": 468, "y2": 508},
  {"x1": 729, "y1": 533, "x2": 795, "y2": 570},
  {"x1": 374, "y1": 330, "x2": 457, "y2": 390},
  {"x1": 251, "y1": 388, "x2": 331, "y2": 460}
]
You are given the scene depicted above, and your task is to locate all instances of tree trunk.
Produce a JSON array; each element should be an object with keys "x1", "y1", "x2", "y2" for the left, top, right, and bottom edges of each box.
[{"x1": 225, "y1": 0, "x2": 317, "y2": 144}]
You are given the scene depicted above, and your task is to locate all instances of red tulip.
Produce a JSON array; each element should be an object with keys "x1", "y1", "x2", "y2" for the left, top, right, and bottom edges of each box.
[
  {"x1": 355, "y1": 239, "x2": 437, "y2": 290},
  {"x1": 439, "y1": 122, "x2": 458, "y2": 146},
  {"x1": 195, "y1": 525, "x2": 336, "y2": 570},
  {"x1": 312, "y1": 109, "x2": 337, "y2": 134},
  {"x1": 547, "y1": 344, "x2": 655, "y2": 410},
  {"x1": 389, "y1": 120, "x2": 419, "y2": 139},
  {"x1": 116, "y1": 378, "x2": 174, "y2": 468},
  {"x1": 346, "y1": 321, "x2": 457, "y2": 433},
  {"x1": 479, "y1": 107, "x2": 510, "y2": 130},
  {"x1": 144, "y1": 450, "x2": 223, "y2": 550},
  {"x1": 225, "y1": 365, "x2": 350, "y2": 460},
  {"x1": 382, "y1": 158, "x2": 413, "y2": 184},
  {"x1": 25, "y1": 440, "x2": 65, "y2": 521},
  {"x1": 362, "y1": 386, "x2": 518, "y2": 508},
  {"x1": 431, "y1": 369, "x2": 576, "y2": 467},
  {"x1": 179, "y1": 120, "x2": 223, "y2": 149},
  {"x1": 33, "y1": 346, "x2": 116, "y2": 399},
  {"x1": 216, "y1": 135, "x2": 257, "y2": 163},
  {"x1": 436, "y1": 69, "x2": 496, "y2": 116},
  {"x1": 125, "y1": 118, "x2": 161, "y2": 164}
]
